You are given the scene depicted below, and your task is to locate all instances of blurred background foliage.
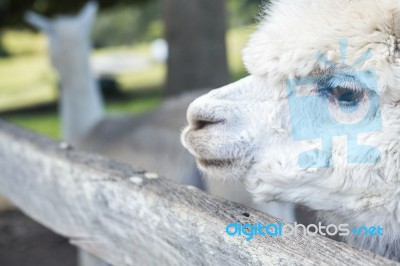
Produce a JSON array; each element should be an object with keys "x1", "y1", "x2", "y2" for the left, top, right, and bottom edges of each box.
[
  {"x1": 0, "y1": 0, "x2": 263, "y2": 47},
  {"x1": 0, "y1": 0, "x2": 265, "y2": 139},
  {"x1": 92, "y1": 2, "x2": 162, "y2": 47}
]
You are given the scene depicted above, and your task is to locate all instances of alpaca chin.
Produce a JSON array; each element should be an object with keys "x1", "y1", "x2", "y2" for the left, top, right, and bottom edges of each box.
[{"x1": 195, "y1": 158, "x2": 252, "y2": 183}]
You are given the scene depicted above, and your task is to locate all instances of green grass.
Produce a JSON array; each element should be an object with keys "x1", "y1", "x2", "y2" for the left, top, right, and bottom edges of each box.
[
  {"x1": 105, "y1": 94, "x2": 162, "y2": 114},
  {"x1": 4, "y1": 111, "x2": 60, "y2": 139},
  {"x1": 0, "y1": 26, "x2": 253, "y2": 138},
  {"x1": 0, "y1": 55, "x2": 57, "y2": 111},
  {"x1": 117, "y1": 63, "x2": 166, "y2": 91},
  {"x1": 2, "y1": 30, "x2": 48, "y2": 56}
]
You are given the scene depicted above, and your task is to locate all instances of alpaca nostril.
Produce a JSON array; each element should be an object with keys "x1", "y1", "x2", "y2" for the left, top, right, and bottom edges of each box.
[
  {"x1": 187, "y1": 96, "x2": 226, "y2": 131},
  {"x1": 194, "y1": 119, "x2": 223, "y2": 130},
  {"x1": 196, "y1": 120, "x2": 211, "y2": 130}
]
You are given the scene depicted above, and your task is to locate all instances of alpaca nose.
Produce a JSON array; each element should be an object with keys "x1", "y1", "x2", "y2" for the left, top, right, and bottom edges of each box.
[
  {"x1": 192, "y1": 117, "x2": 224, "y2": 131},
  {"x1": 187, "y1": 98, "x2": 225, "y2": 131},
  {"x1": 186, "y1": 76, "x2": 255, "y2": 131}
]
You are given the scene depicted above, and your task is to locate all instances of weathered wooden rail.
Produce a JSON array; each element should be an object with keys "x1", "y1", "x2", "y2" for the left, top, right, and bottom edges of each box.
[{"x1": 0, "y1": 120, "x2": 397, "y2": 266}]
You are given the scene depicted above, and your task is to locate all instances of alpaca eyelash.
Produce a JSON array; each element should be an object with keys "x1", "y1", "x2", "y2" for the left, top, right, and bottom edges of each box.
[{"x1": 317, "y1": 75, "x2": 367, "y2": 100}]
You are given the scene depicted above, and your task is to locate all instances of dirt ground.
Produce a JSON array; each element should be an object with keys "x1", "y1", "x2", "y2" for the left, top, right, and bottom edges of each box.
[{"x1": 0, "y1": 209, "x2": 77, "y2": 266}]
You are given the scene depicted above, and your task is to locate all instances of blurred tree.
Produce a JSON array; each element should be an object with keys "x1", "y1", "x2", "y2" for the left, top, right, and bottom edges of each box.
[
  {"x1": 0, "y1": 0, "x2": 9, "y2": 56},
  {"x1": 162, "y1": 0, "x2": 229, "y2": 95}
]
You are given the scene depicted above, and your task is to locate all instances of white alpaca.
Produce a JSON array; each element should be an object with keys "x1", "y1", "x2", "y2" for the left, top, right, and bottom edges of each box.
[
  {"x1": 26, "y1": 2, "x2": 296, "y2": 221},
  {"x1": 182, "y1": 0, "x2": 400, "y2": 261}
]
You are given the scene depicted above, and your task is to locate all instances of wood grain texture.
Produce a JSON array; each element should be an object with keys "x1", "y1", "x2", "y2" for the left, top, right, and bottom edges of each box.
[{"x1": 0, "y1": 120, "x2": 397, "y2": 266}]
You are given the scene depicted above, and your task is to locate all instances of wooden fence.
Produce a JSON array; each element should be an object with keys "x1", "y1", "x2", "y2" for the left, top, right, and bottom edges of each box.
[{"x1": 0, "y1": 120, "x2": 397, "y2": 266}]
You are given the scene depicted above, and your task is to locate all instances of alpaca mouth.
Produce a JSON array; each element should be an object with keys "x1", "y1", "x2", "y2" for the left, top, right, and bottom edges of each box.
[{"x1": 197, "y1": 158, "x2": 237, "y2": 168}]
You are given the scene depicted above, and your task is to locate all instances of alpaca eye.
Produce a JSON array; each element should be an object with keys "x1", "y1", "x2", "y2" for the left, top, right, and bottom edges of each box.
[
  {"x1": 317, "y1": 75, "x2": 366, "y2": 107},
  {"x1": 330, "y1": 86, "x2": 364, "y2": 106}
]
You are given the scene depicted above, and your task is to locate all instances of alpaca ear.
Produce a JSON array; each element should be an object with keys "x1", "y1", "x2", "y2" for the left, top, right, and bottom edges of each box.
[
  {"x1": 79, "y1": 1, "x2": 98, "y2": 30},
  {"x1": 25, "y1": 11, "x2": 51, "y2": 32}
]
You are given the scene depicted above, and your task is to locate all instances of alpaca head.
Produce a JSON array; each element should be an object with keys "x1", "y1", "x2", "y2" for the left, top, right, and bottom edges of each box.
[
  {"x1": 182, "y1": 0, "x2": 400, "y2": 226},
  {"x1": 25, "y1": 1, "x2": 98, "y2": 77}
]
